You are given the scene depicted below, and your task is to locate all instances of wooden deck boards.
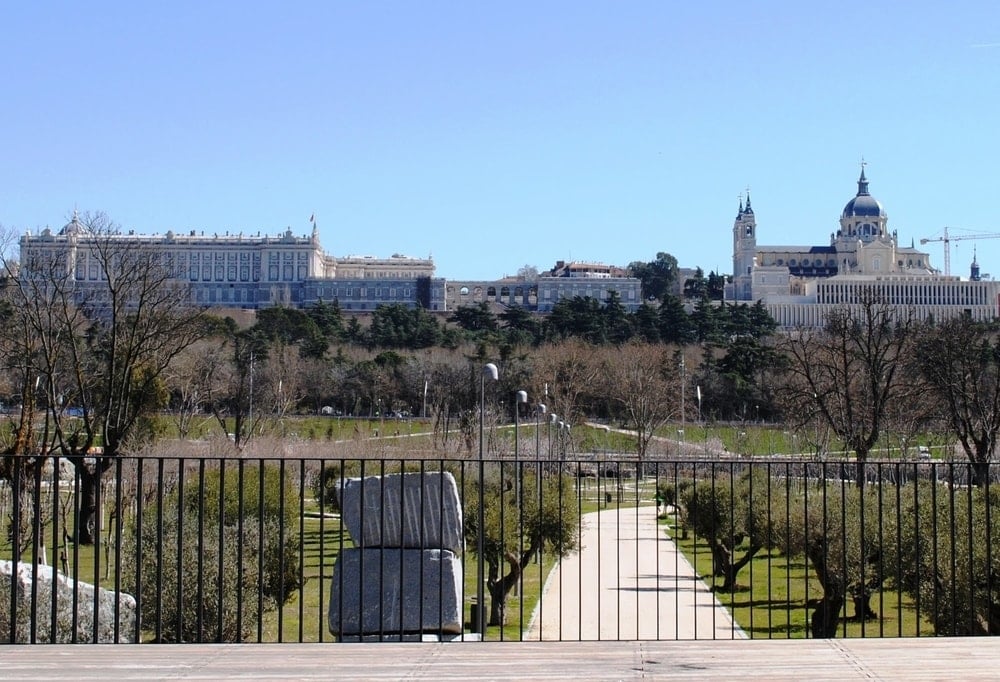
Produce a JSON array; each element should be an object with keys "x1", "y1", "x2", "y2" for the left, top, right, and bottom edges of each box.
[{"x1": 2, "y1": 639, "x2": 999, "y2": 680}]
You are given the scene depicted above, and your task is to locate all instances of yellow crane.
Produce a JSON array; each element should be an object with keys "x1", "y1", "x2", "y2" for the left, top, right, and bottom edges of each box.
[{"x1": 920, "y1": 227, "x2": 1000, "y2": 276}]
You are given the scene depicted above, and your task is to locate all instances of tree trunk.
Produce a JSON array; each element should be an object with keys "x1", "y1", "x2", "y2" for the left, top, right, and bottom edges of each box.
[
  {"x1": 851, "y1": 592, "x2": 877, "y2": 621},
  {"x1": 75, "y1": 465, "x2": 101, "y2": 545},
  {"x1": 487, "y1": 544, "x2": 539, "y2": 626},
  {"x1": 807, "y1": 544, "x2": 845, "y2": 638},
  {"x1": 709, "y1": 541, "x2": 732, "y2": 579},
  {"x1": 713, "y1": 541, "x2": 761, "y2": 592},
  {"x1": 488, "y1": 580, "x2": 508, "y2": 627},
  {"x1": 854, "y1": 452, "x2": 868, "y2": 489},
  {"x1": 972, "y1": 460, "x2": 991, "y2": 488},
  {"x1": 811, "y1": 590, "x2": 845, "y2": 638}
]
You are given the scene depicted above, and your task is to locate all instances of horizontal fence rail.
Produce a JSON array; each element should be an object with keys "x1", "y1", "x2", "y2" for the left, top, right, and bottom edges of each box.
[{"x1": 1, "y1": 454, "x2": 997, "y2": 643}]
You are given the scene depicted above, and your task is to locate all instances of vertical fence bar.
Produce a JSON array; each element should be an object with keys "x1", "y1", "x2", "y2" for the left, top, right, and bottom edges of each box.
[
  {"x1": 175, "y1": 461, "x2": 185, "y2": 642},
  {"x1": 235, "y1": 458, "x2": 245, "y2": 641},
  {"x1": 134, "y1": 458, "x2": 144, "y2": 644},
  {"x1": 196, "y1": 458, "x2": 205, "y2": 642},
  {"x1": 297, "y1": 459, "x2": 305, "y2": 643},
  {"x1": 966, "y1": 464, "x2": 974, "y2": 636},
  {"x1": 91, "y1": 463, "x2": 101, "y2": 644},
  {"x1": 256, "y1": 458, "x2": 265, "y2": 643},
  {"x1": 277, "y1": 458, "x2": 287, "y2": 643},
  {"x1": 113, "y1": 458, "x2": 124, "y2": 643},
  {"x1": 986, "y1": 464, "x2": 993, "y2": 640},
  {"x1": 154, "y1": 457, "x2": 164, "y2": 642},
  {"x1": 216, "y1": 458, "x2": 226, "y2": 643}
]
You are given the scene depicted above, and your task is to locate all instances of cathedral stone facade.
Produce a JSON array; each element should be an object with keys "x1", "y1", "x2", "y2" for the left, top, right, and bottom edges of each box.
[{"x1": 730, "y1": 170, "x2": 1000, "y2": 328}]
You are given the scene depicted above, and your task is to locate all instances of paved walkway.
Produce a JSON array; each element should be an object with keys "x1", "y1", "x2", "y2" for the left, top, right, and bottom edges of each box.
[{"x1": 527, "y1": 503, "x2": 742, "y2": 640}]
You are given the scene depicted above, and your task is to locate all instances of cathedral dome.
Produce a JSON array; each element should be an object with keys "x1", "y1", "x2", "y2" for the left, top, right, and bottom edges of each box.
[{"x1": 841, "y1": 168, "x2": 886, "y2": 219}]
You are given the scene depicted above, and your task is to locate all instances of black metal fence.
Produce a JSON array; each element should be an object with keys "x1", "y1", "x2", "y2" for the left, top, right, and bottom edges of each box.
[{"x1": 1, "y1": 454, "x2": 997, "y2": 643}]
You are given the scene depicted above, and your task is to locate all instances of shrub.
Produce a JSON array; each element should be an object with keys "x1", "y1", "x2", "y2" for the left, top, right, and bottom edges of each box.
[
  {"x1": 122, "y1": 514, "x2": 265, "y2": 642},
  {"x1": 121, "y1": 463, "x2": 302, "y2": 642}
]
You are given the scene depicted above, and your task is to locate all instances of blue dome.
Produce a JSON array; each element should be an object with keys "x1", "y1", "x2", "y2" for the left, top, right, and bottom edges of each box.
[
  {"x1": 842, "y1": 194, "x2": 885, "y2": 218},
  {"x1": 841, "y1": 169, "x2": 886, "y2": 219}
]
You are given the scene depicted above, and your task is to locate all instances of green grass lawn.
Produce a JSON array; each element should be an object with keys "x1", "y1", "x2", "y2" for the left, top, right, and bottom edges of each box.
[{"x1": 661, "y1": 514, "x2": 932, "y2": 638}]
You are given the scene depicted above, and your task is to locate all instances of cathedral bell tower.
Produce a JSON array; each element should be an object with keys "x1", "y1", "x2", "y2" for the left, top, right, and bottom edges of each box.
[{"x1": 732, "y1": 192, "x2": 757, "y2": 301}]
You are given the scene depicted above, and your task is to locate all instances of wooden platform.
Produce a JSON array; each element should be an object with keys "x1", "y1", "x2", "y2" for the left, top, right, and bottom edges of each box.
[{"x1": 2, "y1": 638, "x2": 999, "y2": 680}]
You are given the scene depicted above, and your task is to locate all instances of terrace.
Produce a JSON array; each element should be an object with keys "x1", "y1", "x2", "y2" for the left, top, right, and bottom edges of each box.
[{"x1": 2, "y1": 453, "x2": 999, "y2": 679}]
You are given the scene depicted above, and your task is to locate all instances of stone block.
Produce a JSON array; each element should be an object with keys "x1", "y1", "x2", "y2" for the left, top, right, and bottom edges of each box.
[
  {"x1": 338, "y1": 471, "x2": 463, "y2": 554},
  {"x1": 328, "y1": 548, "x2": 463, "y2": 637},
  {"x1": 0, "y1": 560, "x2": 137, "y2": 643}
]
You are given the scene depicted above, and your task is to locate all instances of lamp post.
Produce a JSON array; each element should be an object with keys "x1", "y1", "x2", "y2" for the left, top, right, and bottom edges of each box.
[
  {"x1": 533, "y1": 404, "x2": 547, "y2": 522},
  {"x1": 476, "y1": 362, "x2": 498, "y2": 634},
  {"x1": 681, "y1": 355, "x2": 687, "y2": 432},
  {"x1": 535, "y1": 403, "x2": 547, "y2": 461},
  {"x1": 514, "y1": 390, "x2": 527, "y2": 461},
  {"x1": 513, "y1": 390, "x2": 527, "y2": 509},
  {"x1": 548, "y1": 412, "x2": 557, "y2": 461}
]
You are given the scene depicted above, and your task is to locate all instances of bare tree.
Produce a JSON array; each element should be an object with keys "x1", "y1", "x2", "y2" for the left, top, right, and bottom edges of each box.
[
  {"x1": 197, "y1": 325, "x2": 268, "y2": 450},
  {"x1": 161, "y1": 339, "x2": 218, "y2": 439},
  {"x1": 2, "y1": 212, "x2": 206, "y2": 543},
  {"x1": 529, "y1": 339, "x2": 602, "y2": 427},
  {"x1": 913, "y1": 315, "x2": 1000, "y2": 486},
  {"x1": 777, "y1": 292, "x2": 918, "y2": 485},
  {"x1": 597, "y1": 342, "x2": 679, "y2": 460}
]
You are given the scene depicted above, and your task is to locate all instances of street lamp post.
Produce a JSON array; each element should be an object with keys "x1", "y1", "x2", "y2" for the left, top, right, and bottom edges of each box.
[
  {"x1": 514, "y1": 390, "x2": 527, "y2": 461},
  {"x1": 535, "y1": 403, "x2": 547, "y2": 462},
  {"x1": 681, "y1": 355, "x2": 687, "y2": 431},
  {"x1": 533, "y1": 404, "x2": 547, "y2": 562},
  {"x1": 548, "y1": 412, "x2": 557, "y2": 461},
  {"x1": 476, "y1": 362, "x2": 498, "y2": 634},
  {"x1": 513, "y1": 390, "x2": 527, "y2": 509}
]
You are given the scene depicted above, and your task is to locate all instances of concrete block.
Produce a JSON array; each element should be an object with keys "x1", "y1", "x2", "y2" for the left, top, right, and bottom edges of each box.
[
  {"x1": 338, "y1": 472, "x2": 463, "y2": 553},
  {"x1": 328, "y1": 548, "x2": 464, "y2": 636}
]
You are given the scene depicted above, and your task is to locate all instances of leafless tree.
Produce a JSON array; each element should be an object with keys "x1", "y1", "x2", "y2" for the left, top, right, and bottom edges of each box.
[
  {"x1": 1, "y1": 212, "x2": 206, "y2": 543},
  {"x1": 777, "y1": 292, "x2": 919, "y2": 485},
  {"x1": 529, "y1": 339, "x2": 601, "y2": 427},
  {"x1": 597, "y1": 342, "x2": 680, "y2": 460},
  {"x1": 912, "y1": 315, "x2": 1000, "y2": 486}
]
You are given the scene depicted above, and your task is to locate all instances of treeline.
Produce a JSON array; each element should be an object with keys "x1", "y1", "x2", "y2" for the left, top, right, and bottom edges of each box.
[{"x1": 255, "y1": 293, "x2": 776, "y2": 354}]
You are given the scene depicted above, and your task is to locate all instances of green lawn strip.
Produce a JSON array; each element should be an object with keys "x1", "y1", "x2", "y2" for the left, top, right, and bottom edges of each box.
[{"x1": 662, "y1": 515, "x2": 928, "y2": 638}]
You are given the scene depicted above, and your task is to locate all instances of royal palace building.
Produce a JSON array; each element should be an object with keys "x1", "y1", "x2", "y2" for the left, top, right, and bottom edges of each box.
[
  {"x1": 20, "y1": 214, "x2": 445, "y2": 312},
  {"x1": 20, "y1": 216, "x2": 643, "y2": 316}
]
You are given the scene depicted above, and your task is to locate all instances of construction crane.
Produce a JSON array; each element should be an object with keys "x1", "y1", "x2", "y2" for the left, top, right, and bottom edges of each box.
[{"x1": 920, "y1": 227, "x2": 1000, "y2": 276}]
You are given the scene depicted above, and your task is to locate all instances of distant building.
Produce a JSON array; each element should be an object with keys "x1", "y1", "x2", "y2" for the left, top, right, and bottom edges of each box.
[
  {"x1": 535, "y1": 260, "x2": 640, "y2": 312},
  {"x1": 21, "y1": 217, "x2": 641, "y2": 316},
  {"x1": 730, "y1": 169, "x2": 1000, "y2": 327},
  {"x1": 444, "y1": 260, "x2": 641, "y2": 313},
  {"x1": 20, "y1": 214, "x2": 445, "y2": 312}
]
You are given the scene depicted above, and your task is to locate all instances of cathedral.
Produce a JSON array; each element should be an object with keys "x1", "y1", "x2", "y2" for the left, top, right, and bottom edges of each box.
[{"x1": 730, "y1": 169, "x2": 1000, "y2": 328}]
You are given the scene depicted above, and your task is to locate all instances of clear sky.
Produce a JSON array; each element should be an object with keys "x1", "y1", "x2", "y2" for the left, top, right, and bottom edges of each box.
[{"x1": 4, "y1": 2, "x2": 1000, "y2": 280}]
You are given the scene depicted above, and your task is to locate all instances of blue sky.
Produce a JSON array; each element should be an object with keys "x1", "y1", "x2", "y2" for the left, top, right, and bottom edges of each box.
[{"x1": 4, "y1": 2, "x2": 1000, "y2": 280}]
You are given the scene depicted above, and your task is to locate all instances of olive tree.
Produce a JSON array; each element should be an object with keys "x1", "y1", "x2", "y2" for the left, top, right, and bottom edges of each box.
[
  {"x1": 680, "y1": 468, "x2": 778, "y2": 592},
  {"x1": 464, "y1": 468, "x2": 580, "y2": 627}
]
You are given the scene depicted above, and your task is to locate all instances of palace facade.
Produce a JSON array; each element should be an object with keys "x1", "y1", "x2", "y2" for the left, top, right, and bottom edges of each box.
[{"x1": 19, "y1": 216, "x2": 641, "y2": 315}]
